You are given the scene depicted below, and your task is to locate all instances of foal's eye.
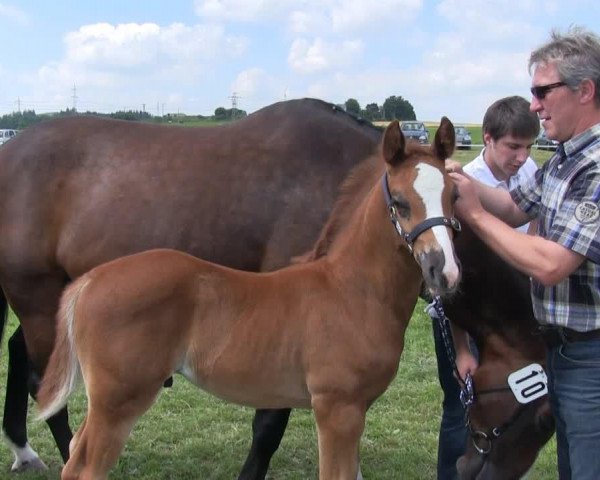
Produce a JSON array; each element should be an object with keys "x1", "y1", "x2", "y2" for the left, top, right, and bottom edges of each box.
[{"x1": 394, "y1": 197, "x2": 411, "y2": 218}]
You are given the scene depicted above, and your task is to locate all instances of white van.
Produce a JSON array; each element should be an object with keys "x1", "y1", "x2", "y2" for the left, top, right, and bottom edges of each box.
[{"x1": 0, "y1": 129, "x2": 19, "y2": 145}]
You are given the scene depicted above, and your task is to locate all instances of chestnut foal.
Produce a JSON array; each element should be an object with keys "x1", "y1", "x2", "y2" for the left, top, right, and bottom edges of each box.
[{"x1": 38, "y1": 118, "x2": 460, "y2": 480}]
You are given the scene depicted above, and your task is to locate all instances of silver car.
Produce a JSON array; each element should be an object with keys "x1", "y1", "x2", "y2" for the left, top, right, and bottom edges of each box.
[
  {"x1": 454, "y1": 126, "x2": 472, "y2": 150},
  {"x1": 0, "y1": 129, "x2": 19, "y2": 145}
]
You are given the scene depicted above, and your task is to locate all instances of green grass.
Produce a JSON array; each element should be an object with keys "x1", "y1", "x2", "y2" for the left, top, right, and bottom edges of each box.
[{"x1": 0, "y1": 306, "x2": 556, "y2": 479}]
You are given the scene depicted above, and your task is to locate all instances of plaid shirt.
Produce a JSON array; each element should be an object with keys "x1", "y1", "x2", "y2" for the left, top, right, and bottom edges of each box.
[{"x1": 511, "y1": 123, "x2": 600, "y2": 332}]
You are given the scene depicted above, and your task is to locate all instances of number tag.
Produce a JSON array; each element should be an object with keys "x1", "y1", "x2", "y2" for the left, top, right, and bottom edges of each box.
[{"x1": 507, "y1": 363, "x2": 548, "y2": 404}]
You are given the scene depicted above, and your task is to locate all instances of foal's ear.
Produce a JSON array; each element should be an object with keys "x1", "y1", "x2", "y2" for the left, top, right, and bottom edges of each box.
[
  {"x1": 433, "y1": 116, "x2": 455, "y2": 161},
  {"x1": 382, "y1": 120, "x2": 406, "y2": 166}
]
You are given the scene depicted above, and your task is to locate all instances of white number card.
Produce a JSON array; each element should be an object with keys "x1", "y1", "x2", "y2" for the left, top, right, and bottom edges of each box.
[{"x1": 507, "y1": 363, "x2": 548, "y2": 404}]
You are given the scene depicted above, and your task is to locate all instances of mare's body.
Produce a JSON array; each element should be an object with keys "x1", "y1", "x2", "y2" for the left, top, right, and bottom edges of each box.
[
  {"x1": 37, "y1": 120, "x2": 460, "y2": 479},
  {"x1": 0, "y1": 99, "x2": 380, "y2": 471}
]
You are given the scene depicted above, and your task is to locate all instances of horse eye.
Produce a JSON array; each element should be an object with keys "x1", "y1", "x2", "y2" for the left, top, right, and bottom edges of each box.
[{"x1": 394, "y1": 197, "x2": 411, "y2": 218}]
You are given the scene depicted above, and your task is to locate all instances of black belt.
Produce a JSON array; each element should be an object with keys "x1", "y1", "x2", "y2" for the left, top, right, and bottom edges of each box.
[{"x1": 536, "y1": 325, "x2": 600, "y2": 348}]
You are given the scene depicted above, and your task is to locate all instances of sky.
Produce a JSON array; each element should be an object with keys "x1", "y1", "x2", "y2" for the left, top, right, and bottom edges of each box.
[{"x1": 0, "y1": 1, "x2": 598, "y2": 123}]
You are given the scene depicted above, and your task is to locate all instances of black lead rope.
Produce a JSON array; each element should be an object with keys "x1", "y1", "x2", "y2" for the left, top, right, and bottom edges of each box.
[{"x1": 432, "y1": 295, "x2": 474, "y2": 409}]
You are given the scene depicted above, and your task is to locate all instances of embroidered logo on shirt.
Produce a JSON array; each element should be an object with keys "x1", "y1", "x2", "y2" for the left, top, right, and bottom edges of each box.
[{"x1": 574, "y1": 201, "x2": 600, "y2": 224}]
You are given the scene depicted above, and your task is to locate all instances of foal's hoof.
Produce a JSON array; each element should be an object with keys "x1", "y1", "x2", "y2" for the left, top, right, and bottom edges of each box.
[{"x1": 11, "y1": 457, "x2": 48, "y2": 473}]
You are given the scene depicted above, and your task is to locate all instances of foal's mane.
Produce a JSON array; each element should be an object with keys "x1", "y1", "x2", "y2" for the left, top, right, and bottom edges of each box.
[{"x1": 294, "y1": 141, "x2": 431, "y2": 263}]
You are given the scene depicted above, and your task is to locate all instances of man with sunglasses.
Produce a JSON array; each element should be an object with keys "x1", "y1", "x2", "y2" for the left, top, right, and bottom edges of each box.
[
  {"x1": 450, "y1": 26, "x2": 600, "y2": 479},
  {"x1": 431, "y1": 95, "x2": 539, "y2": 480}
]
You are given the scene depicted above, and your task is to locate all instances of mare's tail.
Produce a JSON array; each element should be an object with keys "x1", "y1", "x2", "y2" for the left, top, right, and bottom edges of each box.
[{"x1": 37, "y1": 277, "x2": 91, "y2": 421}]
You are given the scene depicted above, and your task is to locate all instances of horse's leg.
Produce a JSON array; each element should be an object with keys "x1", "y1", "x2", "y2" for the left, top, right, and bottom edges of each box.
[
  {"x1": 3, "y1": 327, "x2": 48, "y2": 472},
  {"x1": 28, "y1": 366, "x2": 72, "y2": 462},
  {"x1": 3, "y1": 277, "x2": 72, "y2": 470},
  {"x1": 312, "y1": 396, "x2": 365, "y2": 480},
  {"x1": 63, "y1": 383, "x2": 161, "y2": 480},
  {"x1": 237, "y1": 408, "x2": 292, "y2": 480}
]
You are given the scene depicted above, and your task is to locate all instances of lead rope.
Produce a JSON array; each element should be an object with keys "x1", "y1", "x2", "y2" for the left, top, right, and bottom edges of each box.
[{"x1": 432, "y1": 295, "x2": 474, "y2": 409}]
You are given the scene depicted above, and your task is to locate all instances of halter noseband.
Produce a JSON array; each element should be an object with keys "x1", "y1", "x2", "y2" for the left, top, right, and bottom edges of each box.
[{"x1": 382, "y1": 173, "x2": 461, "y2": 253}]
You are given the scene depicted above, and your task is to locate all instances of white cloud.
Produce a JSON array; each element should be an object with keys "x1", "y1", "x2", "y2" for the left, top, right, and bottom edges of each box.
[
  {"x1": 32, "y1": 21, "x2": 248, "y2": 102},
  {"x1": 288, "y1": 38, "x2": 364, "y2": 74},
  {"x1": 0, "y1": 2, "x2": 30, "y2": 26}
]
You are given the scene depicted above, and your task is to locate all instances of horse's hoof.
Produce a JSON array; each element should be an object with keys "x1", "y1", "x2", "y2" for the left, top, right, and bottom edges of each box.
[{"x1": 11, "y1": 457, "x2": 48, "y2": 473}]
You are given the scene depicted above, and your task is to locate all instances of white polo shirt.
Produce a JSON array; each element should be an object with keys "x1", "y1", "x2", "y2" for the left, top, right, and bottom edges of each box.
[{"x1": 463, "y1": 148, "x2": 538, "y2": 233}]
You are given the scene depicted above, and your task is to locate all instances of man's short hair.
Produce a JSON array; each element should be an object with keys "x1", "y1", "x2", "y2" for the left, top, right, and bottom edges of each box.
[{"x1": 482, "y1": 96, "x2": 540, "y2": 141}]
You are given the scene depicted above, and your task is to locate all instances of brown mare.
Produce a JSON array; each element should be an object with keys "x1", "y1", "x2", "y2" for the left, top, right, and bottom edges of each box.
[
  {"x1": 0, "y1": 98, "x2": 381, "y2": 472},
  {"x1": 37, "y1": 119, "x2": 461, "y2": 479}
]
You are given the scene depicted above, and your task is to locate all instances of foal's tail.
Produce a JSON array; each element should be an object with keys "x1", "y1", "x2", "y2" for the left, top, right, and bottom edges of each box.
[{"x1": 37, "y1": 277, "x2": 91, "y2": 421}]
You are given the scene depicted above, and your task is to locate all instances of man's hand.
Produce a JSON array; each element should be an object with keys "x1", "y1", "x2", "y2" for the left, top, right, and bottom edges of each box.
[
  {"x1": 445, "y1": 158, "x2": 463, "y2": 174},
  {"x1": 449, "y1": 172, "x2": 485, "y2": 223},
  {"x1": 455, "y1": 349, "x2": 478, "y2": 382}
]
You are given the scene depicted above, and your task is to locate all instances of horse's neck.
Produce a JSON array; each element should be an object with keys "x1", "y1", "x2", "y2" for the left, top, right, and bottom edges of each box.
[
  {"x1": 479, "y1": 331, "x2": 546, "y2": 368},
  {"x1": 327, "y1": 183, "x2": 422, "y2": 311}
]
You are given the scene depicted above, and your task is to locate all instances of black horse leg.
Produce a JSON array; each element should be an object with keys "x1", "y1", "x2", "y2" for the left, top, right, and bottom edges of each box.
[
  {"x1": 237, "y1": 408, "x2": 292, "y2": 480},
  {"x1": 3, "y1": 327, "x2": 47, "y2": 471},
  {"x1": 28, "y1": 368, "x2": 72, "y2": 462},
  {"x1": 3, "y1": 326, "x2": 72, "y2": 471}
]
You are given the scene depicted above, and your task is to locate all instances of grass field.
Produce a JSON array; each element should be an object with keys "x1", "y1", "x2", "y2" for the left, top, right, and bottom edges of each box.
[
  {"x1": 0, "y1": 140, "x2": 557, "y2": 478},
  {"x1": 0, "y1": 304, "x2": 556, "y2": 479}
]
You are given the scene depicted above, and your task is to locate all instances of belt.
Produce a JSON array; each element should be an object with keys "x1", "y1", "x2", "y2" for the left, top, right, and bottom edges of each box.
[{"x1": 536, "y1": 325, "x2": 600, "y2": 348}]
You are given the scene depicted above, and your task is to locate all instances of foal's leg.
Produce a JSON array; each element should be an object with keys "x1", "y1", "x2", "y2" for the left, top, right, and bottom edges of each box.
[
  {"x1": 312, "y1": 395, "x2": 366, "y2": 480},
  {"x1": 63, "y1": 384, "x2": 161, "y2": 480},
  {"x1": 237, "y1": 408, "x2": 292, "y2": 480}
]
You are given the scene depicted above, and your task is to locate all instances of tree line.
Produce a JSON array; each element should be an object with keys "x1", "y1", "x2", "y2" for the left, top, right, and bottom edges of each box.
[
  {"x1": 343, "y1": 95, "x2": 416, "y2": 121},
  {"x1": 0, "y1": 96, "x2": 416, "y2": 130}
]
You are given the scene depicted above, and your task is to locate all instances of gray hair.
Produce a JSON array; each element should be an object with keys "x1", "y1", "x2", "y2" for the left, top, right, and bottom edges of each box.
[{"x1": 529, "y1": 26, "x2": 600, "y2": 105}]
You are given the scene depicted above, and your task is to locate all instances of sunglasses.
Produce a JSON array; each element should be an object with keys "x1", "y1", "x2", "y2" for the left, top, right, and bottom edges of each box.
[{"x1": 530, "y1": 81, "x2": 566, "y2": 100}]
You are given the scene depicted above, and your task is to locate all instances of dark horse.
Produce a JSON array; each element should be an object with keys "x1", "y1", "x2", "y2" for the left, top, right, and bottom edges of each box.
[
  {"x1": 444, "y1": 223, "x2": 555, "y2": 479},
  {"x1": 0, "y1": 98, "x2": 381, "y2": 471}
]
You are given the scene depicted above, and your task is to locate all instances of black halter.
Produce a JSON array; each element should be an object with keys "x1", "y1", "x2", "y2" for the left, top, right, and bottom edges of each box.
[{"x1": 381, "y1": 173, "x2": 461, "y2": 253}]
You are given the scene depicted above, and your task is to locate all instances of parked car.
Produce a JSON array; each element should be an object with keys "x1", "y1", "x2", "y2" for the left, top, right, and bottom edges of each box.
[
  {"x1": 536, "y1": 129, "x2": 559, "y2": 150},
  {"x1": 454, "y1": 126, "x2": 472, "y2": 150},
  {"x1": 0, "y1": 129, "x2": 19, "y2": 145},
  {"x1": 400, "y1": 121, "x2": 429, "y2": 144}
]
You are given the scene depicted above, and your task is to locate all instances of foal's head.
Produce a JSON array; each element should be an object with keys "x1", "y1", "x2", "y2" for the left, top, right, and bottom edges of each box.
[{"x1": 381, "y1": 117, "x2": 460, "y2": 296}]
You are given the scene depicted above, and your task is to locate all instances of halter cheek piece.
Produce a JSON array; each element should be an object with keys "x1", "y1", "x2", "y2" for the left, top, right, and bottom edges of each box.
[{"x1": 381, "y1": 173, "x2": 461, "y2": 253}]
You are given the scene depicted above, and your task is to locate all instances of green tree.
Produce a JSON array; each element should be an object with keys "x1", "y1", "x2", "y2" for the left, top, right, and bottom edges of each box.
[
  {"x1": 362, "y1": 103, "x2": 382, "y2": 121},
  {"x1": 344, "y1": 98, "x2": 360, "y2": 115},
  {"x1": 382, "y1": 96, "x2": 416, "y2": 121}
]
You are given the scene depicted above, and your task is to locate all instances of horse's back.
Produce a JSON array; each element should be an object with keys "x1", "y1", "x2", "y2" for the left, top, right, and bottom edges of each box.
[{"x1": 0, "y1": 99, "x2": 381, "y2": 284}]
